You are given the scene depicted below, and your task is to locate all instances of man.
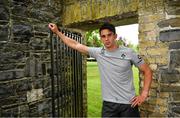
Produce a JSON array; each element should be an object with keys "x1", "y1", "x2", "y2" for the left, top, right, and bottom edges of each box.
[{"x1": 48, "y1": 22, "x2": 152, "y2": 117}]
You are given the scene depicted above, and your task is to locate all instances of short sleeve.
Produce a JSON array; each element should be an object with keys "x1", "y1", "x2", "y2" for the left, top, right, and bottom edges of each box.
[
  {"x1": 130, "y1": 50, "x2": 144, "y2": 67},
  {"x1": 88, "y1": 47, "x2": 101, "y2": 59}
]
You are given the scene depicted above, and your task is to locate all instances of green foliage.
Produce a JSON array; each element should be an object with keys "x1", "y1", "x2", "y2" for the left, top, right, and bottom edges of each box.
[
  {"x1": 85, "y1": 30, "x2": 103, "y2": 47},
  {"x1": 116, "y1": 37, "x2": 139, "y2": 52}
]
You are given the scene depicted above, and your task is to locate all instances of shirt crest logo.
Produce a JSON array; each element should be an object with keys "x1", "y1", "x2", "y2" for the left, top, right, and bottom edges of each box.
[{"x1": 121, "y1": 54, "x2": 126, "y2": 59}]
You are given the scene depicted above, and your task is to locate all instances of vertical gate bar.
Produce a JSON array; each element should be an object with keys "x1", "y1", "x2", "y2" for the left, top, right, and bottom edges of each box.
[
  {"x1": 62, "y1": 30, "x2": 66, "y2": 117},
  {"x1": 78, "y1": 35, "x2": 82, "y2": 116},
  {"x1": 80, "y1": 35, "x2": 83, "y2": 116},
  {"x1": 60, "y1": 30, "x2": 65, "y2": 117},
  {"x1": 56, "y1": 35, "x2": 60, "y2": 117},
  {"x1": 50, "y1": 30, "x2": 55, "y2": 117},
  {"x1": 73, "y1": 34, "x2": 77, "y2": 117},
  {"x1": 72, "y1": 33, "x2": 76, "y2": 117},
  {"x1": 69, "y1": 32, "x2": 72, "y2": 116},
  {"x1": 58, "y1": 35, "x2": 62, "y2": 117},
  {"x1": 75, "y1": 34, "x2": 79, "y2": 116},
  {"x1": 76, "y1": 35, "x2": 80, "y2": 116},
  {"x1": 61, "y1": 29, "x2": 65, "y2": 117},
  {"x1": 67, "y1": 31, "x2": 70, "y2": 116},
  {"x1": 65, "y1": 30, "x2": 68, "y2": 117},
  {"x1": 77, "y1": 35, "x2": 81, "y2": 116},
  {"x1": 68, "y1": 32, "x2": 71, "y2": 117},
  {"x1": 69, "y1": 32, "x2": 73, "y2": 116}
]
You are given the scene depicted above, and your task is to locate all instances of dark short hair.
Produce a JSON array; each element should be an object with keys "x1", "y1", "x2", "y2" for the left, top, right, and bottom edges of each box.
[{"x1": 99, "y1": 22, "x2": 116, "y2": 34}]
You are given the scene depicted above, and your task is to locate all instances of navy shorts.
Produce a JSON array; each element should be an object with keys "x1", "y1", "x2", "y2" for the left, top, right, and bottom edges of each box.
[{"x1": 102, "y1": 101, "x2": 140, "y2": 117}]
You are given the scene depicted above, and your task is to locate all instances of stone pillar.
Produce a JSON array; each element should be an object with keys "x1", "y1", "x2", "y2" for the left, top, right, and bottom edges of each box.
[
  {"x1": 158, "y1": 0, "x2": 180, "y2": 117},
  {"x1": 139, "y1": 0, "x2": 180, "y2": 117}
]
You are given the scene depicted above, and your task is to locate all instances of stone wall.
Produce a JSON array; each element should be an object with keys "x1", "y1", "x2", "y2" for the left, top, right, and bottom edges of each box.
[
  {"x1": 138, "y1": 0, "x2": 180, "y2": 117},
  {"x1": 0, "y1": 0, "x2": 87, "y2": 117},
  {"x1": 157, "y1": 0, "x2": 180, "y2": 117}
]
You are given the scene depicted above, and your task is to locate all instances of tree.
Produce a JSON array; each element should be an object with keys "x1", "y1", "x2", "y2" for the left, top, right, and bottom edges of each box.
[{"x1": 85, "y1": 29, "x2": 103, "y2": 47}]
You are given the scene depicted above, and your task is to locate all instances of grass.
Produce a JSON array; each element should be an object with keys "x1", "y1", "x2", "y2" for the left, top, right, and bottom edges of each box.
[{"x1": 87, "y1": 61, "x2": 139, "y2": 117}]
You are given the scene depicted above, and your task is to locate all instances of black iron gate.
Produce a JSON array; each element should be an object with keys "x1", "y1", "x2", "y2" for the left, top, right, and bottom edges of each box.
[{"x1": 49, "y1": 29, "x2": 84, "y2": 117}]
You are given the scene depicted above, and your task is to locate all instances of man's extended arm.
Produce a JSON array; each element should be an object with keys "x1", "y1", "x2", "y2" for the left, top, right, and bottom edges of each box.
[
  {"x1": 130, "y1": 63, "x2": 152, "y2": 107},
  {"x1": 48, "y1": 23, "x2": 89, "y2": 55}
]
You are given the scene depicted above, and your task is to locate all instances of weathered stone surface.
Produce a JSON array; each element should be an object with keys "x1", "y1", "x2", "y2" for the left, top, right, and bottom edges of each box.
[
  {"x1": 169, "y1": 50, "x2": 180, "y2": 69},
  {"x1": 167, "y1": 7, "x2": 180, "y2": 15},
  {"x1": 27, "y1": 89, "x2": 43, "y2": 103},
  {"x1": 158, "y1": 18, "x2": 180, "y2": 28},
  {"x1": 160, "y1": 68, "x2": 180, "y2": 83},
  {"x1": 160, "y1": 29, "x2": 180, "y2": 42},
  {"x1": 167, "y1": 0, "x2": 180, "y2": 6},
  {"x1": 169, "y1": 42, "x2": 180, "y2": 49},
  {"x1": 0, "y1": 25, "x2": 9, "y2": 42},
  {"x1": 0, "y1": 5, "x2": 9, "y2": 21},
  {"x1": 0, "y1": 0, "x2": 64, "y2": 117},
  {"x1": 0, "y1": 50, "x2": 25, "y2": 64},
  {"x1": 12, "y1": 24, "x2": 33, "y2": 43},
  {"x1": 160, "y1": 84, "x2": 180, "y2": 92},
  {"x1": 172, "y1": 92, "x2": 180, "y2": 101},
  {"x1": 29, "y1": 37, "x2": 49, "y2": 50},
  {"x1": 0, "y1": 82, "x2": 16, "y2": 99}
]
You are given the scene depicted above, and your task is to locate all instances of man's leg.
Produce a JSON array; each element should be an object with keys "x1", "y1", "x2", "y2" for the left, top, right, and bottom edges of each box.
[
  {"x1": 101, "y1": 101, "x2": 119, "y2": 117},
  {"x1": 119, "y1": 104, "x2": 140, "y2": 117}
]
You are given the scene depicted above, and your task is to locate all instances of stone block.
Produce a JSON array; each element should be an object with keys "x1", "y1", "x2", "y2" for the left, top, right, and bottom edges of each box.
[
  {"x1": 160, "y1": 68, "x2": 180, "y2": 83},
  {"x1": 18, "y1": 105, "x2": 29, "y2": 117},
  {"x1": 12, "y1": 24, "x2": 33, "y2": 43},
  {"x1": 15, "y1": 78, "x2": 32, "y2": 92},
  {"x1": 169, "y1": 50, "x2": 180, "y2": 69},
  {"x1": 149, "y1": 64, "x2": 158, "y2": 71},
  {"x1": 28, "y1": 8, "x2": 56, "y2": 23},
  {"x1": 27, "y1": 88, "x2": 43, "y2": 103},
  {"x1": 159, "y1": 106, "x2": 168, "y2": 114},
  {"x1": 159, "y1": 92, "x2": 170, "y2": 98},
  {"x1": 158, "y1": 18, "x2": 180, "y2": 28},
  {"x1": 25, "y1": 57, "x2": 35, "y2": 77},
  {"x1": 172, "y1": 92, "x2": 180, "y2": 101},
  {"x1": 155, "y1": 56, "x2": 168, "y2": 65},
  {"x1": 151, "y1": 80, "x2": 158, "y2": 88},
  {"x1": 167, "y1": 0, "x2": 180, "y2": 6},
  {"x1": 146, "y1": 47, "x2": 168, "y2": 56},
  {"x1": 0, "y1": 70, "x2": 13, "y2": 81},
  {"x1": 1, "y1": 107, "x2": 18, "y2": 117},
  {"x1": 159, "y1": 84, "x2": 180, "y2": 92},
  {"x1": 0, "y1": 5, "x2": 9, "y2": 21},
  {"x1": 140, "y1": 103, "x2": 159, "y2": 113},
  {"x1": 167, "y1": 7, "x2": 180, "y2": 15},
  {"x1": 172, "y1": 106, "x2": 180, "y2": 116},
  {"x1": 0, "y1": 69, "x2": 24, "y2": 80},
  {"x1": 0, "y1": 0, "x2": 9, "y2": 5},
  {"x1": 33, "y1": 78, "x2": 43, "y2": 89},
  {"x1": 29, "y1": 37, "x2": 48, "y2": 50},
  {"x1": 149, "y1": 88, "x2": 157, "y2": 97},
  {"x1": 139, "y1": 23, "x2": 156, "y2": 32},
  {"x1": 139, "y1": 14, "x2": 164, "y2": 23},
  {"x1": 148, "y1": 112, "x2": 166, "y2": 117},
  {"x1": 160, "y1": 29, "x2": 180, "y2": 42},
  {"x1": 0, "y1": 82, "x2": 16, "y2": 99},
  {"x1": 169, "y1": 41, "x2": 180, "y2": 49},
  {"x1": 0, "y1": 25, "x2": 9, "y2": 42}
]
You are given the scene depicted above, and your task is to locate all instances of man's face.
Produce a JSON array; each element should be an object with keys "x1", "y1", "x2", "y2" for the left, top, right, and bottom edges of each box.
[{"x1": 100, "y1": 29, "x2": 117, "y2": 49}]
